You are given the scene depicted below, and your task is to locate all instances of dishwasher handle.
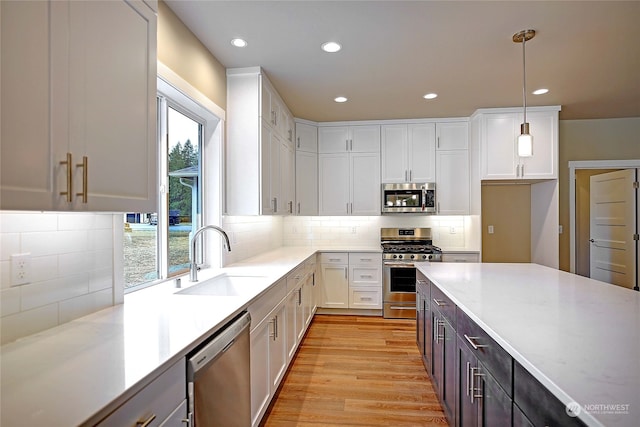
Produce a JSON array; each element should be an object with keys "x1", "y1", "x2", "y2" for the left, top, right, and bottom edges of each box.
[{"x1": 187, "y1": 311, "x2": 251, "y2": 379}]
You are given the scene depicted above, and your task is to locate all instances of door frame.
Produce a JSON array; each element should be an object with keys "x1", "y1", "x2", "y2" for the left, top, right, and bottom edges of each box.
[{"x1": 568, "y1": 159, "x2": 640, "y2": 274}]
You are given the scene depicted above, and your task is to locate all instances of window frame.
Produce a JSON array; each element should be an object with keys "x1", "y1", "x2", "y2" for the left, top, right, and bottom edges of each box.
[{"x1": 123, "y1": 71, "x2": 224, "y2": 293}]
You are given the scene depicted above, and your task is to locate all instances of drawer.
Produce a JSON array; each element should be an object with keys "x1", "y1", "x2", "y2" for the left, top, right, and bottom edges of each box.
[
  {"x1": 159, "y1": 399, "x2": 187, "y2": 427},
  {"x1": 349, "y1": 266, "x2": 381, "y2": 286},
  {"x1": 348, "y1": 252, "x2": 382, "y2": 266},
  {"x1": 456, "y1": 308, "x2": 513, "y2": 397},
  {"x1": 430, "y1": 283, "x2": 456, "y2": 328},
  {"x1": 248, "y1": 279, "x2": 286, "y2": 328},
  {"x1": 97, "y1": 358, "x2": 185, "y2": 427},
  {"x1": 287, "y1": 265, "x2": 305, "y2": 292},
  {"x1": 441, "y1": 252, "x2": 479, "y2": 262},
  {"x1": 514, "y1": 361, "x2": 587, "y2": 427},
  {"x1": 349, "y1": 287, "x2": 382, "y2": 309},
  {"x1": 319, "y1": 252, "x2": 348, "y2": 264}
]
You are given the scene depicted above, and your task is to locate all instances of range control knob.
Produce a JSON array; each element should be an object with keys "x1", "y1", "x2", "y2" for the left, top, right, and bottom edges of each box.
[
  {"x1": 392, "y1": 254, "x2": 398, "y2": 259},
  {"x1": 422, "y1": 255, "x2": 428, "y2": 260},
  {"x1": 428, "y1": 254, "x2": 433, "y2": 260},
  {"x1": 398, "y1": 254, "x2": 403, "y2": 259},
  {"x1": 410, "y1": 255, "x2": 416, "y2": 260}
]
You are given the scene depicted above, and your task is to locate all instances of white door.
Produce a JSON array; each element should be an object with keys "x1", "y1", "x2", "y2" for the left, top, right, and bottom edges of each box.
[
  {"x1": 295, "y1": 151, "x2": 318, "y2": 215},
  {"x1": 318, "y1": 153, "x2": 349, "y2": 215},
  {"x1": 589, "y1": 169, "x2": 637, "y2": 289},
  {"x1": 295, "y1": 122, "x2": 317, "y2": 152},
  {"x1": 350, "y1": 152, "x2": 381, "y2": 215},
  {"x1": 318, "y1": 126, "x2": 349, "y2": 153},
  {"x1": 409, "y1": 123, "x2": 437, "y2": 183},
  {"x1": 319, "y1": 264, "x2": 349, "y2": 308}
]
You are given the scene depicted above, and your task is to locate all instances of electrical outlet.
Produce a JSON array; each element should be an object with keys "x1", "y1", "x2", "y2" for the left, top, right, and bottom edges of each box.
[
  {"x1": 450, "y1": 227, "x2": 456, "y2": 234},
  {"x1": 292, "y1": 226, "x2": 298, "y2": 234},
  {"x1": 351, "y1": 227, "x2": 357, "y2": 234},
  {"x1": 11, "y1": 253, "x2": 31, "y2": 286},
  {"x1": 488, "y1": 225, "x2": 495, "y2": 234},
  {"x1": 559, "y1": 225, "x2": 564, "y2": 234}
]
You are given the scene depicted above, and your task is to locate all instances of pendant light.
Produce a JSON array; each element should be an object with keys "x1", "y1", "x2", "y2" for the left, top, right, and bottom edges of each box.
[{"x1": 513, "y1": 29, "x2": 535, "y2": 157}]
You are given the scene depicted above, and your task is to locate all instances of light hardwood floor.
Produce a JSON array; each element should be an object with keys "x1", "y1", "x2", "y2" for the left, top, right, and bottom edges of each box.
[{"x1": 261, "y1": 315, "x2": 448, "y2": 426}]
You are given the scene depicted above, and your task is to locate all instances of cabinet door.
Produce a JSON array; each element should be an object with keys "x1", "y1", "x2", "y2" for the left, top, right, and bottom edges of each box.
[
  {"x1": 303, "y1": 275, "x2": 314, "y2": 327},
  {"x1": 436, "y1": 150, "x2": 470, "y2": 215},
  {"x1": 295, "y1": 287, "x2": 305, "y2": 341},
  {"x1": 381, "y1": 125, "x2": 408, "y2": 183},
  {"x1": 279, "y1": 139, "x2": 295, "y2": 214},
  {"x1": 481, "y1": 113, "x2": 518, "y2": 180},
  {"x1": 67, "y1": 0, "x2": 156, "y2": 212},
  {"x1": 318, "y1": 153, "x2": 349, "y2": 215},
  {"x1": 295, "y1": 123, "x2": 318, "y2": 153},
  {"x1": 458, "y1": 338, "x2": 479, "y2": 427},
  {"x1": 260, "y1": 78, "x2": 273, "y2": 124},
  {"x1": 0, "y1": 0, "x2": 54, "y2": 210},
  {"x1": 285, "y1": 289, "x2": 298, "y2": 361},
  {"x1": 350, "y1": 152, "x2": 381, "y2": 215},
  {"x1": 408, "y1": 123, "x2": 436, "y2": 182},
  {"x1": 250, "y1": 320, "x2": 271, "y2": 427},
  {"x1": 442, "y1": 318, "x2": 457, "y2": 423},
  {"x1": 319, "y1": 264, "x2": 349, "y2": 308},
  {"x1": 261, "y1": 123, "x2": 275, "y2": 214},
  {"x1": 350, "y1": 125, "x2": 380, "y2": 152},
  {"x1": 519, "y1": 110, "x2": 557, "y2": 179},
  {"x1": 437, "y1": 122, "x2": 469, "y2": 150},
  {"x1": 295, "y1": 150, "x2": 318, "y2": 215},
  {"x1": 318, "y1": 126, "x2": 349, "y2": 153},
  {"x1": 478, "y1": 362, "x2": 512, "y2": 427},
  {"x1": 269, "y1": 304, "x2": 287, "y2": 391}
]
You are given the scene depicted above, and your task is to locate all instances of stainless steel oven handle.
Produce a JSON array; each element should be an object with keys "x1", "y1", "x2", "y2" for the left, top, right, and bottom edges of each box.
[{"x1": 383, "y1": 263, "x2": 416, "y2": 268}]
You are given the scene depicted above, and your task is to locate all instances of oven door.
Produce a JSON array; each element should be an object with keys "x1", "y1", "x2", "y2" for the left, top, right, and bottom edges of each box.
[{"x1": 383, "y1": 262, "x2": 416, "y2": 299}]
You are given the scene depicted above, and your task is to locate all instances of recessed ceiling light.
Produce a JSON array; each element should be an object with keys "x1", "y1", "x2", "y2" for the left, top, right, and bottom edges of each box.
[
  {"x1": 334, "y1": 96, "x2": 348, "y2": 103},
  {"x1": 532, "y1": 88, "x2": 549, "y2": 95},
  {"x1": 423, "y1": 93, "x2": 438, "y2": 100},
  {"x1": 230, "y1": 38, "x2": 248, "y2": 48},
  {"x1": 321, "y1": 41, "x2": 342, "y2": 53}
]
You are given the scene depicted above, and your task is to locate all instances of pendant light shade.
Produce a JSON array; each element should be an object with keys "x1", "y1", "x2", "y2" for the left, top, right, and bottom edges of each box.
[{"x1": 513, "y1": 29, "x2": 535, "y2": 158}]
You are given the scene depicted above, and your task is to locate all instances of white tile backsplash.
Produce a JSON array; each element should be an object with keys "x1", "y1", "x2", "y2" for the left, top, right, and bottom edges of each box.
[
  {"x1": 221, "y1": 216, "x2": 283, "y2": 265},
  {"x1": 0, "y1": 211, "x2": 116, "y2": 344}
]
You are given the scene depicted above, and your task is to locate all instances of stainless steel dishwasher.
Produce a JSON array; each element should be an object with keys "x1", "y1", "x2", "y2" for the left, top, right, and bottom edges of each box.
[{"x1": 187, "y1": 311, "x2": 251, "y2": 426}]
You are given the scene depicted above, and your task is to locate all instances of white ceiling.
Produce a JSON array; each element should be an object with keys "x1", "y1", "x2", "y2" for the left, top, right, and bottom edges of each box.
[{"x1": 165, "y1": 1, "x2": 640, "y2": 122}]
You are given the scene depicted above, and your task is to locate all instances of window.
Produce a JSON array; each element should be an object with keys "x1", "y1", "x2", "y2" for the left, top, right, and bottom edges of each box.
[{"x1": 123, "y1": 75, "x2": 222, "y2": 291}]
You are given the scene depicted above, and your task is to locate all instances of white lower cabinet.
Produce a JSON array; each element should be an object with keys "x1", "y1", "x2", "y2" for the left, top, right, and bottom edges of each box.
[
  {"x1": 248, "y1": 257, "x2": 316, "y2": 427},
  {"x1": 319, "y1": 253, "x2": 350, "y2": 308},
  {"x1": 250, "y1": 298, "x2": 287, "y2": 427},
  {"x1": 319, "y1": 252, "x2": 382, "y2": 310},
  {"x1": 96, "y1": 358, "x2": 186, "y2": 427}
]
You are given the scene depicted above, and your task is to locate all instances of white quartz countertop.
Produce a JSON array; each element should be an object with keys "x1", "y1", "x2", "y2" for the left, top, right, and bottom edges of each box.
[
  {"x1": 416, "y1": 262, "x2": 640, "y2": 427},
  {"x1": 2, "y1": 245, "x2": 380, "y2": 426}
]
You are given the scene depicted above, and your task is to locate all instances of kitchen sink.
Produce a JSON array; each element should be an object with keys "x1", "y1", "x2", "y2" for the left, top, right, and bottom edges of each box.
[{"x1": 176, "y1": 274, "x2": 268, "y2": 297}]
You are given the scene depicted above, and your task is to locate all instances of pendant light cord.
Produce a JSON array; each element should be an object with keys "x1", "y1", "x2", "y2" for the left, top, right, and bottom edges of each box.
[{"x1": 522, "y1": 36, "x2": 527, "y2": 124}]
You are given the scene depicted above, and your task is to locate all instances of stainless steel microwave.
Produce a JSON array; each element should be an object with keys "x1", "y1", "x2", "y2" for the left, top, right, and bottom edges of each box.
[{"x1": 381, "y1": 183, "x2": 436, "y2": 214}]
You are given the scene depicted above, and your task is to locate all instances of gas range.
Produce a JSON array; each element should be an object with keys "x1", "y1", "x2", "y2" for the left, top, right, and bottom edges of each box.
[{"x1": 380, "y1": 228, "x2": 442, "y2": 262}]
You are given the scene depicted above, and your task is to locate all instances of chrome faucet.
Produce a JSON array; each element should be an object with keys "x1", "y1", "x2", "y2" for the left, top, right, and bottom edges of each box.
[{"x1": 190, "y1": 225, "x2": 232, "y2": 282}]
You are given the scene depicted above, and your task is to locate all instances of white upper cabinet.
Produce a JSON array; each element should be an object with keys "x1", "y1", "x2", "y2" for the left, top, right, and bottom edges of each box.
[
  {"x1": 1, "y1": 0, "x2": 157, "y2": 212},
  {"x1": 318, "y1": 125, "x2": 380, "y2": 215},
  {"x1": 476, "y1": 107, "x2": 560, "y2": 180},
  {"x1": 295, "y1": 121, "x2": 318, "y2": 215},
  {"x1": 295, "y1": 122, "x2": 318, "y2": 153},
  {"x1": 381, "y1": 123, "x2": 436, "y2": 183},
  {"x1": 436, "y1": 121, "x2": 469, "y2": 150},
  {"x1": 227, "y1": 67, "x2": 295, "y2": 215},
  {"x1": 318, "y1": 125, "x2": 380, "y2": 153},
  {"x1": 436, "y1": 150, "x2": 470, "y2": 215}
]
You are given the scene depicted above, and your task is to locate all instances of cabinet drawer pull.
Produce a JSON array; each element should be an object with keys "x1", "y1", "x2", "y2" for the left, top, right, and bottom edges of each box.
[
  {"x1": 76, "y1": 156, "x2": 88, "y2": 203},
  {"x1": 432, "y1": 298, "x2": 446, "y2": 307},
  {"x1": 328, "y1": 258, "x2": 341, "y2": 262},
  {"x1": 60, "y1": 153, "x2": 73, "y2": 202},
  {"x1": 361, "y1": 297, "x2": 373, "y2": 301},
  {"x1": 360, "y1": 274, "x2": 373, "y2": 279},
  {"x1": 136, "y1": 413, "x2": 156, "y2": 427},
  {"x1": 359, "y1": 258, "x2": 372, "y2": 262},
  {"x1": 464, "y1": 334, "x2": 488, "y2": 350}
]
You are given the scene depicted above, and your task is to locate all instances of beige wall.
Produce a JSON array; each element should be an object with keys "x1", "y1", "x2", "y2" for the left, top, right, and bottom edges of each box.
[
  {"x1": 481, "y1": 184, "x2": 531, "y2": 263},
  {"x1": 157, "y1": 1, "x2": 226, "y2": 109},
  {"x1": 558, "y1": 118, "x2": 640, "y2": 271}
]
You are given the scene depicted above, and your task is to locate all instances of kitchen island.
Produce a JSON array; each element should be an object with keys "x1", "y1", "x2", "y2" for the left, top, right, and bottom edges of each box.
[{"x1": 416, "y1": 262, "x2": 640, "y2": 427}]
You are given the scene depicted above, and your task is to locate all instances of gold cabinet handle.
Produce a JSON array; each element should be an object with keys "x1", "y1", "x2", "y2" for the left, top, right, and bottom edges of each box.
[
  {"x1": 136, "y1": 413, "x2": 156, "y2": 427},
  {"x1": 76, "y1": 156, "x2": 88, "y2": 203},
  {"x1": 59, "y1": 153, "x2": 73, "y2": 202}
]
